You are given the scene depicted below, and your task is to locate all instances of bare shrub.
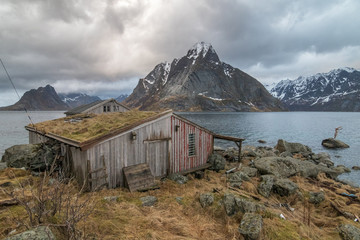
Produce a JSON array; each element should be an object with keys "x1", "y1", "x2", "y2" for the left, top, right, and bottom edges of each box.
[{"x1": 1, "y1": 162, "x2": 95, "y2": 239}]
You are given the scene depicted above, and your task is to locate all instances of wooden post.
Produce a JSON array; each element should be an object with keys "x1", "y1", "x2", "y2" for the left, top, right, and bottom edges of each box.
[
  {"x1": 235, "y1": 141, "x2": 242, "y2": 162},
  {"x1": 86, "y1": 160, "x2": 91, "y2": 191}
]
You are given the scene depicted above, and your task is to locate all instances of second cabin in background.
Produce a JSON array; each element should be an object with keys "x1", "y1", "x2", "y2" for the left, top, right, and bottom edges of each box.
[{"x1": 65, "y1": 99, "x2": 130, "y2": 116}]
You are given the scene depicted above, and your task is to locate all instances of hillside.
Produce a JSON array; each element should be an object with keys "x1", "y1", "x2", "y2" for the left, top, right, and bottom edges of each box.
[
  {"x1": 0, "y1": 85, "x2": 69, "y2": 111},
  {"x1": 124, "y1": 42, "x2": 285, "y2": 112},
  {"x1": 1, "y1": 143, "x2": 359, "y2": 239},
  {"x1": 270, "y1": 67, "x2": 360, "y2": 111}
]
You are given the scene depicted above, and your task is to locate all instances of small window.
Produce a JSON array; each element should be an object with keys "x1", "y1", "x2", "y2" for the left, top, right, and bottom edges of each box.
[
  {"x1": 107, "y1": 106, "x2": 110, "y2": 112},
  {"x1": 188, "y1": 133, "x2": 196, "y2": 156},
  {"x1": 103, "y1": 106, "x2": 106, "y2": 112}
]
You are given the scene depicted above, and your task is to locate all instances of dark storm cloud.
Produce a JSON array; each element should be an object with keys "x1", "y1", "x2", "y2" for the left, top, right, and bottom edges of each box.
[{"x1": 1, "y1": 0, "x2": 359, "y2": 106}]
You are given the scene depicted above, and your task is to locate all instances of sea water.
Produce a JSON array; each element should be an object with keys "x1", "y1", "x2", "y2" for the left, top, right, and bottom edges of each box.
[
  {"x1": 178, "y1": 112, "x2": 360, "y2": 185},
  {"x1": 0, "y1": 111, "x2": 359, "y2": 184}
]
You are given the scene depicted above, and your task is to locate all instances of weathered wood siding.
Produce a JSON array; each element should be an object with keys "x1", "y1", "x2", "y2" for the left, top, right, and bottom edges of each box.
[
  {"x1": 87, "y1": 100, "x2": 128, "y2": 115},
  {"x1": 86, "y1": 114, "x2": 171, "y2": 189},
  {"x1": 170, "y1": 115, "x2": 213, "y2": 173},
  {"x1": 29, "y1": 131, "x2": 49, "y2": 144}
]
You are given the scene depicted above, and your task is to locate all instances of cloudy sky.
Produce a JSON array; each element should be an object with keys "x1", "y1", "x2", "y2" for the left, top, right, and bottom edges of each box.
[{"x1": 1, "y1": 0, "x2": 359, "y2": 106}]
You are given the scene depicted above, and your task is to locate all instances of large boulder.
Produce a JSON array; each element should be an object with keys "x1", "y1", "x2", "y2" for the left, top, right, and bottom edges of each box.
[
  {"x1": 241, "y1": 167, "x2": 258, "y2": 178},
  {"x1": 238, "y1": 213, "x2": 263, "y2": 240},
  {"x1": 223, "y1": 193, "x2": 237, "y2": 216},
  {"x1": 207, "y1": 153, "x2": 226, "y2": 171},
  {"x1": 254, "y1": 157, "x2": 340, "y2": 179},
  {"x1": 5, "y1": 226, "x2": 55, "y2": 240},
  {"x1": 275, "y1": 139, "x2": 312, "y2": 154},
  {"x1": 235, "y1": 198, "x2": 265, "y2": 213},
  {"x1": 1, "y1": 142, "x2": 60, "y2": 171},
  {"x1": 338, "y1": 224, "x2": 360, "y2": 240},
  {"x1": 322, "y1": 138, "x2": 349, "y2": 149},
  {"x1": 258, "y1": 175, "x2": 275, "y2": 198},
  {"x1": 312, "y1": 152, "x2": 334, "y2": 167},
  {"x1": 228, "y1": 171, "x2": 250, "y2": 188},
  {"x1": 273, "y1": 179, "x2": 298, "y2": 196},
  {"x1": 199, "y1": 193, "x2": 214, "y2": 208}
]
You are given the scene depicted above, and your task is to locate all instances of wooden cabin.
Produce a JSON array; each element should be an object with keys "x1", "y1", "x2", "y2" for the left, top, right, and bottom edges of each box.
[
  {"x1": 65, "y1": 98, "x2": 130, "y2": 116},
  {"x1": 26, "y1": 110, "x2": 244, "y2": 190}
]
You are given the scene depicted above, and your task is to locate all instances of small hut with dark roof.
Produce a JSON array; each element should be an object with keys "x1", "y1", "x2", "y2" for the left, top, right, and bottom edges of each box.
[{"x1": 65, "y1": 98, "x2": 130, "y2": 116}]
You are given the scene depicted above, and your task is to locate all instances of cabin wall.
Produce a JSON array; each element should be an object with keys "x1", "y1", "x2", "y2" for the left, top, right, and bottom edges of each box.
[
  {"x1": 86, "y1": 115, "x2": 171, "y2": 189},
  {"x1": 170, "y1": 115, "x2": 213, "y2": 173},
  {"x1": 87, "y1": 101, "x2": 128, "y2": 115},
  {"x1": 29, "y1": 131, "x2": 49, "y2": 144}
]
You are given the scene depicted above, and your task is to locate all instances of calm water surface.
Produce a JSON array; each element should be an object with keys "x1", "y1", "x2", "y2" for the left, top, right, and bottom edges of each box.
[
  {"x1": 0, "y1": 111, "x2": 359, "y2": 184},
  {"x1": 0, "y1": 111, "x2": 65, "y2": 156},
  {"x1": 178, "y1": 112, "x2": 360, "y2": 185}
]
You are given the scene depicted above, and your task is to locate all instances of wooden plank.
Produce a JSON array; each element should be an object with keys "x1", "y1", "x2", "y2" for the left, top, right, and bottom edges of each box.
[
  {"x1": 123, "y1": 163, "x2": 156, "y2": 192},
  {"x1": 214, "y1": 134, "x2": 245, "y2": 142},
  {"x1": 176, "y1": 163, "x2": 212, "y2": 175}
]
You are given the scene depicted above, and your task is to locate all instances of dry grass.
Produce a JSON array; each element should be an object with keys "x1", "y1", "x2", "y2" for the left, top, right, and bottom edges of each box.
[
  {"x1": 30, "y1": 110, "x2": 161, "y2": 142},
  {"x1": 1, "y1": 167, "x2": 360, "y2": 239}
]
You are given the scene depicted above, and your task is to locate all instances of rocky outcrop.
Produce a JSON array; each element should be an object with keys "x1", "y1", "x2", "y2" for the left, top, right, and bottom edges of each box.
[
  {"x1": 238, "y1": 213, "x2": 263, "y2": 240},
  {"x1": 124, "y1": 42, "x2": 285, "y2": 112},
  {"x1": 273, "y1": 178, "x2": 298, "y2": 197},
  {"x1": 254, "y1": 157, "x2": 340, "y2": 179},
  {"x1": 1, "y1": 141, "x2": 60, "y2": 171},
  {"x1": 322, "y1": 138, "x2": 350, "y2": 149},
  {"x1": 275, "y1": 139, "x2": 312, "y2": 154}
]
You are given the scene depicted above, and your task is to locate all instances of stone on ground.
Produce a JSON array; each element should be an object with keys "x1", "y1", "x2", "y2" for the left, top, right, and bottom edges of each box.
[
  {"x1": 5, "y1": 226, "x2": 55, "y2": 240},
  {"x1": 322, "y1": 138, "x2": 349, "y2": 149},
  {"x1": 238, "y1": 213, "x2": 263, "y2": 240},
  {"x1": 140, "y1": 196, "x2": 157, "y2": 207},
  {"x1": 199, "y1": 193, "x2": 214, "y2": 208},
  {"x1": 338, "y1": 224, "x2": 360, "y2": 240}
]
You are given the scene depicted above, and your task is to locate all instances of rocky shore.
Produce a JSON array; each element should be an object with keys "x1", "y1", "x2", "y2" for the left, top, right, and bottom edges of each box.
[{"x1": 1, "y1": 139, "x2": 360, "y2": 239}]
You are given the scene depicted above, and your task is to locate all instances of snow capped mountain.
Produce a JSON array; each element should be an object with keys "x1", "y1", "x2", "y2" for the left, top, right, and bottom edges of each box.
[
  {"x1": 270, "y1": 67, "x2": 360, "y2": 111},
  {"x1": 124, "y1": 42, "x2": 285, "y2": 112},
  {"x1": 59, "y1": 93, "x2": 101, "y2": 108}
]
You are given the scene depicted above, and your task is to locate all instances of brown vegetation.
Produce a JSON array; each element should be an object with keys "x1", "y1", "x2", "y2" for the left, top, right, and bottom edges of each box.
[{"x1": 1, "y1": 165, "x2": 360, "y2": 239}]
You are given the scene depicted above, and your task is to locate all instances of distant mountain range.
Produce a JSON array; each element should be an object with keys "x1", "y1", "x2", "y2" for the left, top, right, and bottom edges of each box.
[
  {"x1": 270, "y1": 67, "x2": 360, "y2": 111},
  {"x1": 59, "y1": 93, "x2": 101, "y2": 108},
  {"x1": 124, "y1": 42, "x2": 285, "y2": 111},
  {"x1": 0, "y1": 85, "x2": 104, "y2": 111},
  {"x1": 0, "y1": 85, "x2": 69, "y2": 111}
]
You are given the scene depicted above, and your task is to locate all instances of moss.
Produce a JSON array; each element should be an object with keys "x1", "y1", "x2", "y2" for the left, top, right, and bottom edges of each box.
[
  {"x1": 31, "y1": 110, "x2": 162, "y2": 142},
  {"x1": 264, "y1": 218, "x2": 302, "y2": 240}
]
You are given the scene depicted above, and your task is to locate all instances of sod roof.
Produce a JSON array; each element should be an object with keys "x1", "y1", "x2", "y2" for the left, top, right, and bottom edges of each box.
[{"x1": 29, "y1": 110, "x2": 170, "y2": 143}]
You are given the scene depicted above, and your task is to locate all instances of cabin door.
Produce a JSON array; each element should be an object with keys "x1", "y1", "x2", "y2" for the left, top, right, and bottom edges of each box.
[{"x1": 145, "y1": 140, "x2": 170, "y2": 177}]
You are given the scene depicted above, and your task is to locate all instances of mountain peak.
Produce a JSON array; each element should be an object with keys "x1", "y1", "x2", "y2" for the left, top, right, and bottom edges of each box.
[
  {"x1": 124, "y1": 42, "x2": 285, "y2": 112},
  {"x1": 186, "y1": 42, "x2": 218, "y2": 62}
]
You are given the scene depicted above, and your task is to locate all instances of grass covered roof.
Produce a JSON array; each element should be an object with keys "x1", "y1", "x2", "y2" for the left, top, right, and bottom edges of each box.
[{"x1": 30, "y1": 110, "x2": 166, "y2": 143}]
